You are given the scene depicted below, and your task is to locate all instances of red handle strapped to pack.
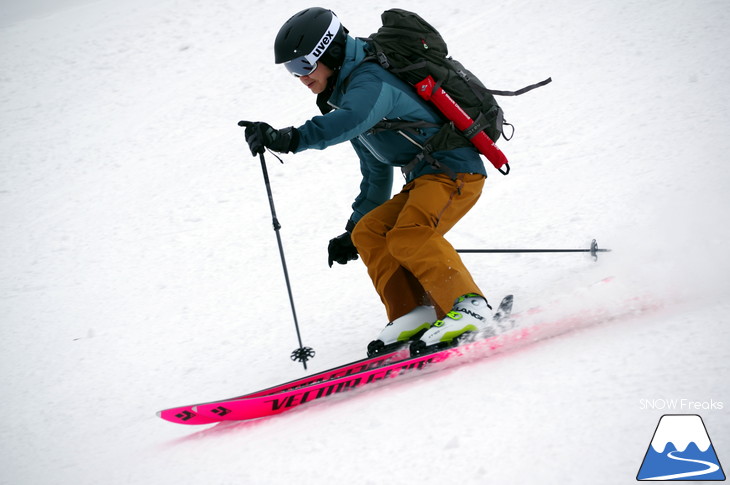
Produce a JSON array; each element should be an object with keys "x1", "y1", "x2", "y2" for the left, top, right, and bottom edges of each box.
[{"x1": 415, "y1": 76, "x2": 510, "y2": 175}]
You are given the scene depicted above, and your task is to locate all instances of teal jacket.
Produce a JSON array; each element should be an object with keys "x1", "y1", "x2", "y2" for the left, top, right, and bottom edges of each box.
[{"x1": 294, "y1": 36, "x2": 486, "y2": 227}]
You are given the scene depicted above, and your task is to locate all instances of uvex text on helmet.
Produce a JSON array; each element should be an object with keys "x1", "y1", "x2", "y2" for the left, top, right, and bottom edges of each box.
[{"x1": 274, "y1": 8, "x2": 347, "y2": 73}]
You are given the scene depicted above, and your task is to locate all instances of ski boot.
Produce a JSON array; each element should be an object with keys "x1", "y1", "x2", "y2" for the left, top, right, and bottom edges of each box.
[
  {"x1": 410, "y1": 293, "x2": 496, "y2": 356},
  {"x1": 367, "y1": 305, "x2": 437, "y2": 357}
]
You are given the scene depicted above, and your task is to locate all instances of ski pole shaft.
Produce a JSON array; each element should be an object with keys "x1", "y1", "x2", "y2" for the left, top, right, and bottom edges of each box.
[
  {"x1": 456, "y1": 239, "x2": 611, "y2": 261},
  {"x1": 258, "y1": 152, "x2": 314, "y2": 370}
]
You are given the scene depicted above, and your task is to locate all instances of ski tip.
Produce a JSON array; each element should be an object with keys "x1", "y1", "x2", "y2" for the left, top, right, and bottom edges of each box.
[
  {"x1": 492, "y1": 294, "x2": 514, "y2": 323},
  {"x1": 158, "y1": 407, "x2": 221, "y2": 425}
]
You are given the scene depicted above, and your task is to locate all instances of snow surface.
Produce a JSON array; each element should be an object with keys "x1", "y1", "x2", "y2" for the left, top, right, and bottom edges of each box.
[{"x1": 1, "y1": 0, "x2": 729, "y2": 483}]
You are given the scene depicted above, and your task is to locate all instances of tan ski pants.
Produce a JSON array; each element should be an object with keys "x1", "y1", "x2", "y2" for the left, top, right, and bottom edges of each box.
[{"x1": 351, "y1": 173, "x2": 486, "y2": 321}]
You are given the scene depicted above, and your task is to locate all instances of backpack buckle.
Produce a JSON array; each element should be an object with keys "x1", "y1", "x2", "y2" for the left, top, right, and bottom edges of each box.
[{"x1": 376, "y1": 52, "x2": 390, "y2": 69}]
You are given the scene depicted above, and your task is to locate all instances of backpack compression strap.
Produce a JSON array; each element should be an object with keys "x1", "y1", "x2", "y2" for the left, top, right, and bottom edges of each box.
[{"x1": 481, "y1": 77, "x2": 553, "y2": 97}]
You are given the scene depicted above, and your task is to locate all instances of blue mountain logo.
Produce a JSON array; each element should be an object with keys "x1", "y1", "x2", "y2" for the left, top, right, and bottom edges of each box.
[{"x1": 637, "y1": 414, "x2": 725, "y2": 481}]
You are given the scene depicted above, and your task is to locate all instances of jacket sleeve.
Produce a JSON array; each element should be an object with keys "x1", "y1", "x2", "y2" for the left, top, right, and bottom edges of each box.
[
  {"x1": 348, "y1": 137, "x2": 393, "y2": 227},
  {"x1": 294, "y1": 70, "x2": 396, "y2": 151}
]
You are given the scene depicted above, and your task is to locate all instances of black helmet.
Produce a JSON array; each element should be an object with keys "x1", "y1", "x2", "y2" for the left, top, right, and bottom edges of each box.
[{"x1": 274, "y1": 8, "x2": 348, "y2": 76}]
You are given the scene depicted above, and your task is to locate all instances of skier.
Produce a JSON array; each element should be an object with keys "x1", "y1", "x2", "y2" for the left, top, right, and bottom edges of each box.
[{"x1": 240, "y1": 7, "x2": 496, "y2": 355}]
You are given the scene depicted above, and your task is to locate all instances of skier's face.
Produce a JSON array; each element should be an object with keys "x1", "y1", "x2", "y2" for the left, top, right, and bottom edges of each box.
[{"x1": 299, "y1": 62, "x2": 333, "y2": 94}]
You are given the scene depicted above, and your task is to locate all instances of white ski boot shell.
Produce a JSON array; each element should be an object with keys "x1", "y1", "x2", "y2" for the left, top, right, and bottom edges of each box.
[
  {"x1": 367, "y1": 305, "x2": 437, "y2": 357},
  {"x1": 411, "y1": 294, "x2": 495, "y2": 354}
]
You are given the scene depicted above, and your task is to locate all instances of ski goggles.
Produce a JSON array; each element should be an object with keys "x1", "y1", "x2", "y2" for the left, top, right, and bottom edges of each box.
[{"x1": 284, "y1": 57, "x2": 319, "y2": 77}]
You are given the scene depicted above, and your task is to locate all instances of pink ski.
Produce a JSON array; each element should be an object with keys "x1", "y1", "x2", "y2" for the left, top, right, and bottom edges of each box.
[
  {"x1": 189, "y1": 290, "x2": 660, "y2": 424},
  {"x1": 159, "y1": 280, "x2": 658, "y2": 426},
  {"x1": 159, "y1": 294, "x2": 512, "y2": 425},
  {"x1": 157, "y1": 349, "x2": 408, "y2": 425},
  {"x1": 193, "y1": 326, "x2": 531, "y2": 423}
]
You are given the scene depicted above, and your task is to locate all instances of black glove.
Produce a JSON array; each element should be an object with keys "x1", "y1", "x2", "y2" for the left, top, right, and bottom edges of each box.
[
  {"x1": 328, "y1": 231, "x2": 359, "y2": 268},
  {"x1": 238, "y1": 121, "x2": 299, "y2": 156}
]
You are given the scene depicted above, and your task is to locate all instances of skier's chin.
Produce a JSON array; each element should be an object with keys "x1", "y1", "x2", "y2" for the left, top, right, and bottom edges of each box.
[{"x1": 305, "y1": 81, "x2": 323, "y2": 94}]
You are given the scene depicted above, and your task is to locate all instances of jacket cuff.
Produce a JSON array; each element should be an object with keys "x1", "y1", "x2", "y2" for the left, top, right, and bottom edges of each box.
[
  {"x1": 345, "y1": 219, "x2": 356, "y2": 233},
  {"x1": 281, "y1": 127, "x2": 299, "y2": 153}
]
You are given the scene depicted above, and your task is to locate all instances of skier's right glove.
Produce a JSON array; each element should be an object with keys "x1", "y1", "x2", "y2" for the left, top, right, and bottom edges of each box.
[
  {"x1": 328, "y1": 232, "x2": 359, "y2": 268},
  {"x1": 238, "y1": 121, "x2": 299, "y2": 156}
]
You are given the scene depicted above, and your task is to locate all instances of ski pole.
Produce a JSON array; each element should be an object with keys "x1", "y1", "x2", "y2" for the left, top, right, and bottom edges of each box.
[
  {"x1": 257, "y1": 152, "x2": 314, "y2": 370},
  {"x1": 456, "y1": 239, "x2": 611, "y2": 261}
]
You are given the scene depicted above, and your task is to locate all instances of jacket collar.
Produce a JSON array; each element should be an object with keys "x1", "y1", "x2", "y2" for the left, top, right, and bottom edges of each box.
[
  {"x1": 335, "y1": 35, "x2": 368, "y2": 85},
  {"x1": 324, "y1": 36, "x2": 369, "y2": 109}
]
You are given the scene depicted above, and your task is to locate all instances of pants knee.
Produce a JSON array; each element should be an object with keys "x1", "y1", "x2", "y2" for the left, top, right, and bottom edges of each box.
[
  {"x1": 385, "y1": 225, "x2": 426, "y2": 262},
  {"x1": 350, "y1": 214, "x2": 385, "y2": 253}
]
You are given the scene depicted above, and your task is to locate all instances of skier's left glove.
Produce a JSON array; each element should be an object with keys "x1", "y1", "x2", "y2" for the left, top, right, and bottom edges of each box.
[
  {"x1": 238, "y1": 121, "x2": 299, "y2": 156},
  {"x1": 328, "y1": 231, "x2": 359, "y2": 268}
]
